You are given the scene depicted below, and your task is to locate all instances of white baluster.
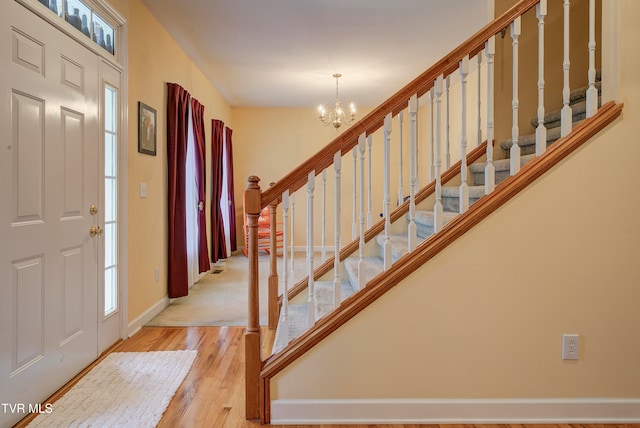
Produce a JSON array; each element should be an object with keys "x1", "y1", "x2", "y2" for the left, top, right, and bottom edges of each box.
[
  {"x1": 484, "y1": 37, "x2": 496, "y2": 194},
  {"x1": 333, "y1": 152, "x2": 342, "y2": 309},
  {"x1": 408, "y1": 95, "x2": 418, "y2": 252},
  {"x1": 306, "y1": 171, "x2": 315, "y2": 325},
  {"x1": 280, "y1": 190, "x2": 290, "y2": 343},
  {"x1": 445, "y1": 75, "x2": 451, "y2": 170},
  {"x1": 536, "y1": 0, "x2": 548, "y2": 156},
  {"x1": 561, "y1": 0, "x2": 572, "y2": 137},
  {"x1": 289, "y1": 192, "x2": 295, "y2": 283},
  {"x1": 510, "y1": 16, "x2": 522, "y2": 176},
  {"x1": 429, "y1": 88, "x2": 435, "y2": 182},
  {"x1": 433, "y1": 75, "x2": 444, "y2": 233},
  {"x1": 357, "y1": 134, "x2": 366, "y2": 289},
  {"x1": 383, "y1": 113, "x2": 392, "y2": 270},
  {"x1": 586, "y1": 0, "x2": 598, "y2": 118},
  {"x1": 367, "y1": 135, "x2": 373, "y2": 228},
  {"x1": 397, "y1": 111, "x2": 404, "y2": 206},
  {"x1": 459, "y1": 55, "x2": 470, "y2": 214},
  {"x1": 321, "y1": 169, "x2": 327, "y2": 262},
  {"x1": 351, "y1": 147, "x2": 357, "y2": 241},
  {"x1": 477, "y1": 54, "x2": 483, "y2": 147}
]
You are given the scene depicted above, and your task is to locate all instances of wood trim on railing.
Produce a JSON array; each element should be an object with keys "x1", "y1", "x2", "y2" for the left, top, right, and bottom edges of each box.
[
  {"x1": 268, "y1": 197, "x2": 279, "y2": 330},
  {"x1": 260, "y1": 0, "x2": 540, "y2": 209},
  {"x1": 262, "y1": 101, "x2": 623, "y2": 391},
  {"x1": 278, "y1": 140, "x2": 491, "y2": 306},
  {"x1": 244, "y1": 176, "x2": 262, "y2": 421}
]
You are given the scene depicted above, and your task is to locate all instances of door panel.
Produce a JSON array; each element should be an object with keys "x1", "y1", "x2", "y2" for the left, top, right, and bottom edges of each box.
[
  {"x1": 1, "y1": 2, "x2": 100, "y2": 426},
  {"x1": 12, "y1": 255, "x2": 45, "y2": 373},
  {"x1": 61, "y1": 108, "x2": 85, "y2": 217},
  {"x1": 11, "y1": 91, "x2": 45, "y2": 225}
]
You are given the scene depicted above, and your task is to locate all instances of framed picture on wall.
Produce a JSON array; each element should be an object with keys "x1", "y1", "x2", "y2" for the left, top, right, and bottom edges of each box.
[{"x1": 138, "y1": 102, "x2": 157, "y2": 156}]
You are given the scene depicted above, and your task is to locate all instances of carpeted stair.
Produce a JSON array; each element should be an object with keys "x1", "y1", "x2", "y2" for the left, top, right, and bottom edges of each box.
[
  {"x1": 272, "y1": 280, "x2": 357, "y2": 353},
  {"x1": 271, "y1": 78, "x2": 599, "y2": 355}
]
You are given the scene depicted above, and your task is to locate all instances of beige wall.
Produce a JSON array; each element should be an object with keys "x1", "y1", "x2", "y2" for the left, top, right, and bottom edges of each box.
[
  {"x1": 272, "y1": 0, "x2": 640, "y2": 400},
  {"x1": 108, "y1": 0, "x2": 231, "y2": 323}
]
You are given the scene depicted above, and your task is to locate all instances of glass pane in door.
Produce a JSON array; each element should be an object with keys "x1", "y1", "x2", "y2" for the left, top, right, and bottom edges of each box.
[{"x1": 104, "y1": 84, "x2": 118, "y2": 317}]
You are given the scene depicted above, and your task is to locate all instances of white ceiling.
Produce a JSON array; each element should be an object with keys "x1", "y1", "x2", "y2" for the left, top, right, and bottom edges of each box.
[{"x1": 140, "y1": 0, "x2": 491, "y2": 108}]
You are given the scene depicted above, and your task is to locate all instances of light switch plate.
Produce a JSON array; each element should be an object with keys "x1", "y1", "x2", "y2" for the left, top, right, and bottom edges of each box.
[{"x1": 140, "y1": 182, "x2": 148, "y2": 198}]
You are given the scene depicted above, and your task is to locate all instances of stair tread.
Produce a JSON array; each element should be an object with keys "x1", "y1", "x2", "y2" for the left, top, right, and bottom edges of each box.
[
  {"x1": 344, "y1": 256, "x2": 385, "y2": 286},
  {"x1": 529, "y1": 82, "x2": 601, "y2": 128},
  {"x1": 375, "y1": 233, "x2": 423, "y2": 262},
  {"x1": 500, "y1": 123, "x2": 571, "y2": 151},
  {"x1": 531, "y1": 96, "x2": 600, "y2": 128},
  {"x1": 272, "y1": 304, "x2": 309, "y2": 354},
  {"x1": 314, "y1": 280, "x2": 356, "y2": 318},
  {"x1": 467, "y1": 153, "x2": 537, "y2": 174},
  {"x1": 415, "y1": 210, "x2": 459, "y2": 226},
  {"x1": 441, "y1": 185, "x2": 485, "y2": 199},
  {"x1": 571, "y1": 81, "x2": 600, "y2": 103}
]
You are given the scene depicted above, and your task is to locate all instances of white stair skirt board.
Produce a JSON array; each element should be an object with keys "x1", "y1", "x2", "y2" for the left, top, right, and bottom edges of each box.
[{"x1": 270, "y1": 398, "x2": 640, "y2": 425}]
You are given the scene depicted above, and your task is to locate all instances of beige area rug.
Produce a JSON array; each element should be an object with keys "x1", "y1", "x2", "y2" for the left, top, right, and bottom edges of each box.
[
  {"x1": 147, "y1": 251, "x2": 317, "y2": 327},
  {"x1": 27, "y1": 350, "x2": 197, "y2": 428}
]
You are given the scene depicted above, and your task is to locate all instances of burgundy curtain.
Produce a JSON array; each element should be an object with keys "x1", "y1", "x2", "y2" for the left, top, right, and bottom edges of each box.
[
  {"x1": 224, "y1": 126, "x2": 237, "y2": 251},
  {"x1": 191, "y1": 98, "x2": 211, "y2": 273},
  {"x1": 211, "y1": 119, "x2": 227, "y2": 262},
  {"x1": 167, "y1": 83, "x2": 190, "y2": 298}
]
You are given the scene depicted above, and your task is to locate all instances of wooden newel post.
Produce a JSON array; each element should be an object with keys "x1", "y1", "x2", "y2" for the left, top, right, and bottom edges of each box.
[
  {"x1": 268, "y1": 182, "x2": 279, "y2": 329},
  {"x1": 245, "y1": 175, "x2": 262, "y2": 420}
]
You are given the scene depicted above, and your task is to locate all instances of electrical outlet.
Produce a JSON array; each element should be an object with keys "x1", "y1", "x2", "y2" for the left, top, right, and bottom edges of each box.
[
  {"x1": 154, "y1": 267, "x2": 160, "y2": 283},
  {"x1": 562, "y1": 334, "x2": 579, "y2": 360}
]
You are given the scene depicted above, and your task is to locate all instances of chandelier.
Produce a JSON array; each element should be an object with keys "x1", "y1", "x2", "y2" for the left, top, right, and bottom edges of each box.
[{"x1": 318, "y1": 73, "x2": 356, "y2": 129}]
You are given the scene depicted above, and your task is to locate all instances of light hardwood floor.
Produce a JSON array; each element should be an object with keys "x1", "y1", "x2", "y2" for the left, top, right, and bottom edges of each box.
[{"x1": 15, "y1": 326, "x2": 640, "y2": 428}]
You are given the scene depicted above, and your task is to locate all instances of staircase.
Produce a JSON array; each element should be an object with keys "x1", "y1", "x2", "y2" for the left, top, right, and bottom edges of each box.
[
  {"x1": 243, "y1": 0, "x2": 624, "y2": 423},
  {"x1": 271, "y1": 75, "x2": 601, "y2": 354}
]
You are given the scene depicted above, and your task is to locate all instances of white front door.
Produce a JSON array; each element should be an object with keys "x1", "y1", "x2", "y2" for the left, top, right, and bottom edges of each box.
[{"x1": 0, "y1": 2, "x2": 100, "y2": 426}]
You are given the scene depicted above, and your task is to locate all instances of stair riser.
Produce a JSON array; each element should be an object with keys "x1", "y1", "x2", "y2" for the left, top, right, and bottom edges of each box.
[
  {"x1": 501, "y1": 138, "x2": 559, "y2": 157},
  {"x1": 541, "y1": 111, "x2": 586, "y2": 131},
  {"x1": 378, "y1": 247, "x2": 404, "y2": 263},
  {"x1": 442, "y1": 196, "x2": 481, "y2": 213},
  {"x1": 472, "y1": 169, "x2": 510, "y2": 187},
  {"x1": 416, "y1": 223, "x2": 433, "y2": 240}
]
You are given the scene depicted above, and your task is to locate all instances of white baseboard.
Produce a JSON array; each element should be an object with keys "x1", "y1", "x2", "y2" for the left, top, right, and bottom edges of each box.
[
  {"x1": 291, "y1": 246, "x2": 336, "y2": 253},
  {"x1": 271, "y1": 398, "x2": 640, "y2": 425},
  {"x1": 239, "y1": 245, "x2": 337, "y2": 254},
  {"x1": 126, "y1": 295, "x2": 169, "y2": 337}
]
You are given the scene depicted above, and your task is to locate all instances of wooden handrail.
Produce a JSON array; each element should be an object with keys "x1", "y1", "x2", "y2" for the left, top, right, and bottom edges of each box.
[
  {"x1": 260, "y1": 0, "x2": 540, "y2": 209},
  {"x1": 277, "y1": 140, "x2": 491, "y2": 307},
  {"x1": 261, "y1": 101, "x2": 623, "y2": 393}
]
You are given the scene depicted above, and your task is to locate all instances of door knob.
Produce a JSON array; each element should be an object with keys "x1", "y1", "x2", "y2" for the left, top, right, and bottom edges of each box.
[{"x1": 90, "y1": 226, "x2": 104, "y2": 237}]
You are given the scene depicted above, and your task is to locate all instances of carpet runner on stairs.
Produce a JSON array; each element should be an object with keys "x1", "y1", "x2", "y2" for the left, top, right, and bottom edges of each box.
[{"x1": 271, "y1": 78, "x2": 599, "y2": 355}]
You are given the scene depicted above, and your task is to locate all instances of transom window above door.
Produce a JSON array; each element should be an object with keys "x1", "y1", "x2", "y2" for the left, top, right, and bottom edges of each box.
[{"x1": 37, "y1": 0, "x2": 115, "y2": 55}]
